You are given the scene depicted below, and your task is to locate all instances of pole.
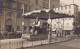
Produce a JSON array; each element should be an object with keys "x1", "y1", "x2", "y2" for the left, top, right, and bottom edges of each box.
[
  {"x1": 49, "y1": 14, "x2": 50, "y2": 19},
  {"x1": 21, "y1": 0, "x2": 24, "y2": 49},
  {"x1": 49, "y1": 0, "x2": 50, "y2": 10},
  {"x1": 48, "y1": 0, "x2": 52, "y2": 43},
  {"x1": 73, "y1": 0, "x2": 74, "y2": 4},
  {"x1": 22, "y1": 3, "x2": 24, "y2": 16},
  {"x1": 22, "y1": 2, "x2": 24, "y2": 34}
]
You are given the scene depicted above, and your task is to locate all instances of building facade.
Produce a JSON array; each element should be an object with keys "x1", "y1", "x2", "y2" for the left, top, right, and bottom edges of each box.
[
  {"x1": 0, "y1": 0, "x2": 60, "y2": 35},
  {"x1": 29, "y1": 0, "x2": 60, "y2": 11},
  {"x1": 53, "y1": 4, "x2": 79, "y2": 28},
  {"x1": 0, "y1": 0, "x2": 30, "y2": 34},
  {"x1": 53, "y1": 4, "x2": 78, "y2": 16},
  {"x1": 52, "y1": 18, "x2": 74, "y2": 31},
  {"x1": 51, "y1": 4, "x2": 79, "y2": 37},
  {"x1": 43, "y1": 0, "x2": 60, "y2": 9},
  {"x1": 52, "y1": 17, "x2": 74, "y2": 37}
]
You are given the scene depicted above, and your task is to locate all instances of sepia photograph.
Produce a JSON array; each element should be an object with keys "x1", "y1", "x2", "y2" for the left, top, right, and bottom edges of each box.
[{"x1": 0, "y1": 0, "x2": 80, "y2": 49}]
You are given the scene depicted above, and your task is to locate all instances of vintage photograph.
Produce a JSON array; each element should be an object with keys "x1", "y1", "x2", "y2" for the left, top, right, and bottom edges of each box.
[{"x1": 0, "y1": 0, "x2": 80, "y2": 49}]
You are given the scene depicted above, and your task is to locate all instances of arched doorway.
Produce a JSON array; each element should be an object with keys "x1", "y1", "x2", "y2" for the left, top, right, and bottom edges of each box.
[{"x1": 6, "y1": 19, "x2": 13, "y2": 32}]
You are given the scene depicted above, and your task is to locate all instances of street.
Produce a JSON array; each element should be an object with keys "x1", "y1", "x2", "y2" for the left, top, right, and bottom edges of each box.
[
  {"x1": 25, "y1": 38, "x2": 80, "y2": 49},
  {"x1": 26, "y1": 44, "x2": 79, "y2": 49},
  {"x1": 1, "y1": 36, "x2": 80, "y2": 49}
]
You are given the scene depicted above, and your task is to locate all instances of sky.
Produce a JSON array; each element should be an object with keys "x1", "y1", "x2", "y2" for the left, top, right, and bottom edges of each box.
[{"x1": 60, "y1": 0, "x2": 80, "y2": 11}]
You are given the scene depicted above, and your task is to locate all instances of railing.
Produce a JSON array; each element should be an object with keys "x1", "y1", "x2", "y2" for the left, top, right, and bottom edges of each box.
[{"x1": 0, "y1": 35, "x2": 78, "y2": 49}]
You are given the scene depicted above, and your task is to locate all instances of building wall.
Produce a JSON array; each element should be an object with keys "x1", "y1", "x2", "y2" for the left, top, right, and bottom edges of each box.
[
  {"x1": 53, "y1": 4, "x2": 80, "y2": 31},
  {"x1": 29, "y1": 0, "x2": 43, "y2": 11},
  {"x1": 0, "y1": 0, "x2": 30, "y2": 34},
  {"x1": 52, "y1": 18, "x2": 74, "y2": 31},
  {"x1": 29, "y1": 0, "x2": 60, "y2": 10},
  {"x1": 43, "y1": 0, "x2": 60, "y2": 9},
  {"x1": 53, "y1": 4, "x2": 78, "y2": 16}
]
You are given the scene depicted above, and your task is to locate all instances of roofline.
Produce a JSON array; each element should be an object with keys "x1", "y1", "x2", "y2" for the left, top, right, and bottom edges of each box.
[{"x1": 54, "y1": 4, "x2": 79, "y2": 8}]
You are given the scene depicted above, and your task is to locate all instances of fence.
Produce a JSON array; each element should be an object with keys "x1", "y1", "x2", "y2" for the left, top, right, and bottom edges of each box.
[
  {"x1": 0, "y1": 35, "x2": 78, "y2": 49},
  {"x1": 0, "y1": 33, "x2": 22, "y2": 39}
]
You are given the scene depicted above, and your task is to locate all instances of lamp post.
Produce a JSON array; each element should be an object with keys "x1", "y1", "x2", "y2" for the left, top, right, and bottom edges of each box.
[
  {"x1": 49, "y1": 0, "x2": 51, "y2": 10},
  {"x1": 22, "y1": 0, "x2": 24, "y2": 35},
  {"x1": 47, "y1": 14, "x2": 52, "y2": 43},
  {"x1": 47, "y1": 0, "x2": 52, "y2": 43},
  {"x1": 21, "y1": 0, "x2": 24, "y2": 49},
  {"x1": 73, "y1": 0, "x2": 74, "y2": 4}
]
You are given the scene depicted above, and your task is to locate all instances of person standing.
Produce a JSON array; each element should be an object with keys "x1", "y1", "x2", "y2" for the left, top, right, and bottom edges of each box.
[{"x1": 33, "y1": 17, "x2": 40, "y2": 35}]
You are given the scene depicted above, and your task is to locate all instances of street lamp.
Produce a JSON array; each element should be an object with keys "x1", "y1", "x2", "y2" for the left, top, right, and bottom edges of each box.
[
  {"x1": 73, "y1": 0, "x2": 74, "y2": 4},
  {"x1": 47, "y1": 15, "x2": 52, "y2": 43},
  {"x1": 21, "y1": 0, "x2": 24, "y2": 49},
  {"x1": 47, "y1": 0, "x2": 52, "y2": 43},
  {"x1": 22, "y1": 0, "x2": 24, "y2": 35}
]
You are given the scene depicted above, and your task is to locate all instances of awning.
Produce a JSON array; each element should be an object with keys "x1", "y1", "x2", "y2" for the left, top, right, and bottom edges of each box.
[{"x1": 24, "y1": 10, "x2": 74, "y2": 20}]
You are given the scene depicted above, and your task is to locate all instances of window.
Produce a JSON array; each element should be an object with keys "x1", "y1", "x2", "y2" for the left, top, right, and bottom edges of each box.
[
  {"x1": 17, "y1": 13, "x2": 21, "y2": 18},
  {"x1": 53, "y1": 5, "x2": 54, "y2": 8},
  {"x1": 55, "y1": 19, "x2": 56, "y2": 21},
  {"x1": 58, "y1": 8, "x2": 59, "y2": 10},
  {"x1": 0, "y1": 0, "x2": 2, "y2": 8},
  {"x1": 44, "y1": 0, "x2": 49, "y2": 2},
  {"x1": 7, "y1": 2, "x2": 12, "y2": 8},
  {"x1": 69, "y1": 18, "x2": 71, "y2": 20},
  {"x1": 7, "y1": 12, "x2": 14, "y2": 17},
  {"x1": 17, "y1": 2, "x2": 21, "y2": 9},
  {"x1": 17, "y1": 26, "x2": 20, "y2": 30},
  {"x1": 43, "y1": 2, "x2": 46, "y2": 8},
  {"x1": 69, "y1": 5, "x2": 71, "y2": 9},
  {"x1": 67, "y1": 23, "x2": 69, "y2": 25},
  {"x1": 6, "y1": 25, "x2": 12, "y2": 32},
  {"x1": 36, "y1": 0, "x2": 38, "y2": 5},
  {"x1": 69, "y1": 11, "x2": 71, "y2": 14},
  {"x1": 24, "y1": 26, "x2": 27, "y2": 30},
  {"x1": 24, "y1": 4, "x2": 28, "y2": 12},
  {"x1": 61, "y1": 7, "x2": 63, "y2": 10},
  {"x1": 14, "y1": 0, "x2": 17, "y2": 2},
  {"x1": 54, "y1": 24, "x2": 56, "y2": 27},
  {"x1": 65, "y1": 6, "x2": 67, "y2": 9},
  {"x1": 43, "y1": 0, "x2": 48, "y2": 9},
  {"x1": 65, "y1": 18, "x2": 67, "y2": 20}
]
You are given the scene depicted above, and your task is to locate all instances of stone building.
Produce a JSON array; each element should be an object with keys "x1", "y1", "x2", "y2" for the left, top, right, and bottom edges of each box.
[
  {"x1": 52, "y1": 17, "x2": 74, "y2": 37},
  {"x1": 53, "y1": 4, "x2": 79, "y2": 29},
  {"x1": 51, "y1": 4, "x2": 79, "y2": 37},
  {"x1": 43, "y1": 0, "x2": 60, "y2": 9},
  {"x1": 0, "y1": 0, "x2": 30, "y2": 34},
  {"x1": 29, "y1": 0, "x2": 60, "y2": 10},
  {"x1": 53, "y1": 4, "x2": 78, "y2": 16}
]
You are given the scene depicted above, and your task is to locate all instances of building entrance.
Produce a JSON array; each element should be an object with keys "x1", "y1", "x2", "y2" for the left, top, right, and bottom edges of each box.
[
  {"x1": 6, "y1": 18, "x2": 13, "y2": 32},
  {"x1": 6, "y1": 25, "x2": 12, "y2": 32}
]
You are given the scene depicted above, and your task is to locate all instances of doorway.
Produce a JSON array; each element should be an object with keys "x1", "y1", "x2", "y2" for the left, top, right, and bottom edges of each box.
[
  {"x1": 6, "y1": 18, "x2": 13, "y2": 32},
  {"x1": 6, "y1": 25, "x2": 12, "y2": 32}
]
